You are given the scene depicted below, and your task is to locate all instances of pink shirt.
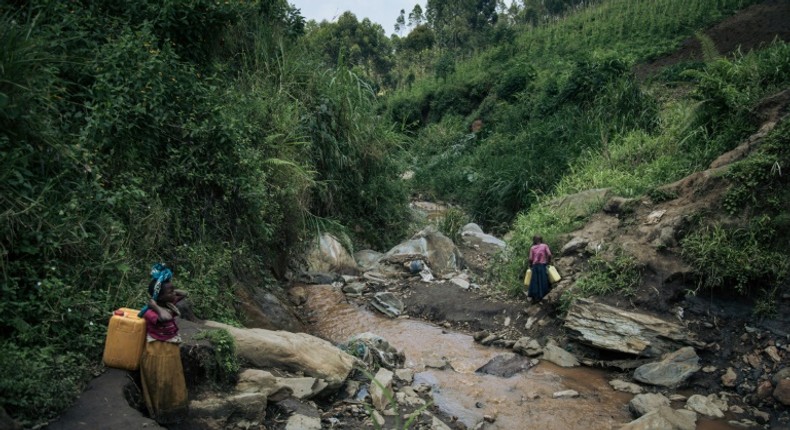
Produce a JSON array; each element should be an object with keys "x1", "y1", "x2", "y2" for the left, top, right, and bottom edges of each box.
[
  {"x1": 529, "y1": 243, "x2": 552, "y2": 265},
  {"x1": 143, "y1": 309, "x2": 179, "y2": 341}
]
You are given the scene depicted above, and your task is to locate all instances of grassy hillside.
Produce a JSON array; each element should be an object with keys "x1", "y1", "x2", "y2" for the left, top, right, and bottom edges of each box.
[{"x1": 389, "y1": 0, "x2": 762, "y2": 229}]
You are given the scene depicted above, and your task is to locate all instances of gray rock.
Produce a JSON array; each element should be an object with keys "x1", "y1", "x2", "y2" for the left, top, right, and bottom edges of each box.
[
  {"x1": 460, "y1": 223, "x2": 506, "y2": 248},
  {"x1": 354, "y1": 250, "x2": 383, "y2": 271},
  {"x1": 381, "y1": 226, "x2": 462, "y2": 276},
  {"x1": 771, "y1": 367, "x2": 790, "y2": 385},
  {"x1": 304, "y1": 233, "x2": 359, "y2": 275},
  {"x1": 370, "y1": 292, "x2": 404, "y2": 318},
  {"x1": 552, "y1": 390, "x2": 580, "y2": 398},
  {"x1": 541, "y1": 341, "x2": 579, "y2": 368},
  {"x1": 285, "y1": 414, "x2": 321, "y2": 430},
  {"x1": 609, "y1": 379, "x2": 644, "y2": 394},
  {"x1": 619, "y1": 406, "x2": 697, "y2": 430},
  {"x1": 561, "y1": 237, "x2": 589, "y2": 255},
  {"x1": 513, "y1": 337, "x2": 542, "y2": 357},
  {"x1": 370, "y1": 368, "x2": 394, "y2": 411},
  {"x1": 475, "y1": 353, "x2": 534, "y2": 378},
  {"x1": 684, "y1": 394, "x2": 725, "y2": 418},
  {"x1": 633, "y1": 347, "x2": 701, "y2": 388},
  {"x1": 564, "y1": 299, "x2": 698, "y2": 357},
  {"x1": 629, "y1": 393, "x2": 671, "y2": 417}
]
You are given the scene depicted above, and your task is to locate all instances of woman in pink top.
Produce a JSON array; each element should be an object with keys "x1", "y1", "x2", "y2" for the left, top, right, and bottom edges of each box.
[{"x1": 527, "y1": 235, "x2": 552, "y2": 302}]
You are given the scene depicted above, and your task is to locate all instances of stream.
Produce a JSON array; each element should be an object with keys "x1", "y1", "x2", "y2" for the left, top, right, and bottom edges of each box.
[{"x1": 303, "y1": 284, "x2": 743, "y2": 429}]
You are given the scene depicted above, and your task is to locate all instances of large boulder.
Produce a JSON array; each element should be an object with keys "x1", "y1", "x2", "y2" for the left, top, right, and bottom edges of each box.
[
  {"x1": 380, "y1": 226, "x2": 462, "y2": 276},
  {"x1": 547, "y1": 188, "x2": 611, "y2": 218},
  {"x1": 304, "y1": 233, "x2": 359, "y2": 275},
  {"x1": 633, "y1": 347, "x2": 701, "y2": 388},
  {"x1": 236, "y1": 286, "x2": 305, "y2": 332},
  {"x1": 564, "y1": 299, "x2": 698, "y2": 357},
  {"x1": 204, "y1": 321, "x2": 356, "y2": 389},
  {"x1": 460, "y1": 223, "x2": 506, "y2": 248}
]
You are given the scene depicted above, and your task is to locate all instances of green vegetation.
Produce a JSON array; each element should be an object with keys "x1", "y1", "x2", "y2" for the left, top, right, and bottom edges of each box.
[
  {"x1": 0, "y1": 1, "x2": 409, "y2": 425},
  {"x1": 194, "y1": 329, "x2": 241, "y2": 388},
  {"x1": 559, "y1": 249, "x2": 643, "y2": 312}
]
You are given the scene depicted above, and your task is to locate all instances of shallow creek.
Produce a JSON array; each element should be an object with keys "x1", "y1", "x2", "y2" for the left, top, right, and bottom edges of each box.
[{"x1": 303, "y1": 284, "x2": 739, "y2": 429}]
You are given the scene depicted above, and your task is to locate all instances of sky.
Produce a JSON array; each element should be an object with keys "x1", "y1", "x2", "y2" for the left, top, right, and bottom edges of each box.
[{"x1": 288, "y1": 0, "x2": 427, "y2": 35}]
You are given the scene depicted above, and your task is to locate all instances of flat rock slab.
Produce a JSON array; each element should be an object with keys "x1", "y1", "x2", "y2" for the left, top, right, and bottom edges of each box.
[
  {"x1": 46, "y1": 368, "x2": 161, "y2": 430},
  {"x1": 564, "y1": 298, "x2": 697, "y2": 357}
]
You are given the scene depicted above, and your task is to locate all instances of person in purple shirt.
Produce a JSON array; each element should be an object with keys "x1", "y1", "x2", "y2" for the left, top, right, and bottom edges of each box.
[
  {"x1": 527, "y1": 235, "x2": 553, "y2": 303},
  {"x1": 140, "y1": 274, "x2": 189, "y2": 424}
]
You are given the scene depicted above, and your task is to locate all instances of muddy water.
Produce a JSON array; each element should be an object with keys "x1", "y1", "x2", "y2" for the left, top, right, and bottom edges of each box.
[{"x1": 304, "y1": 284, "x2": 635, "y2": 429}]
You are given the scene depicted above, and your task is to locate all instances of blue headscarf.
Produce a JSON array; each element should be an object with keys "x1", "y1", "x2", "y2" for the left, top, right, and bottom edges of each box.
[{"x1": 138, "y1": 263, "x2": 173, "y2": 317}]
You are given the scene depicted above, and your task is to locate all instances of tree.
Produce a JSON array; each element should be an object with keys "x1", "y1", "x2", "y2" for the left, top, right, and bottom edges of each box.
[
  {"x1": 395, "y1": 9, "x2": 406, "y2": 35},
  {"x1": 408, "y1": 4, "x2": 424, "y2": 28}
]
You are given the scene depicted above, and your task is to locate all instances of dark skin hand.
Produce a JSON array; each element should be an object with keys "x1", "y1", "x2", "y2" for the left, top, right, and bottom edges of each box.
[{"x1": 149, "y1": 283, "x2": 178, "y2": 322}]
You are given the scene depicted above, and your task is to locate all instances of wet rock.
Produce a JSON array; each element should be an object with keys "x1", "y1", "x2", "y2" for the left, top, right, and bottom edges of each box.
[
  {"x1": 236, "y1": 286, "x2": 305, "y2": 332},
  {"x1": 541, "y1": 341, "x2": 580, "y2": 368},
  {"x1": 370, "y1": 292, "x2": 404, "y2": 318},
  {"x1": 633, "y1": 347, "x2": 701, "y2": 388},
  {"x1": 752, "y1": 409, "x2": 770, "y2": 424},
  {"x1": 565, "y1": 299, "x2": 698, "y2": 357},
  {"x1": 472, "y1": 330, "x2": 491, "y2": 342},
  {"x1": 774, "y1": 379, "x2": 790, "y2": 405},
  {"x1": 609, "y1": 379, "x2": 643, "y2": 394},
  {"x1": 620, "y1": 406, "x2": 697, "y2": 430},
  {"x1": 552, "y1": 390, "x2": 580, "y2": 398},
  {"x1": 764, "y1": 345, "x2": 782, "y2": 363},
  {"x1": 476, "y1": 353, "x2": 534, "y2": 377},
  {"x1": 460, "y1": 223, "x2": 506, "y2": 248},
  {"x1": 729, "y1": 419, "x2": 759, "y2": 428},
  {"x1": 370, "y1": 368, "x2": 394, "y2": 411},
  {"x1": 425, "y1": 358, "x2": 453, "y2": 370},
  {"x1": 755, "y1": 380, "x2": 773, "y2": 399},
  {"x1": 205, "y1": 321, "x2": 355, "y2": 389},
  {"x1": 669, "y1": 394, "x2": 687, "y2": 402},
  {"x1": 744, "y1": 353, "x2": 763, "y2": 369},
  {"x1": 304, "y1": 233, "x2": 359, "y2": 275},
  {"x1": 287, "y1": 286, "x2": 307, "y2": 305},
  {"x1": 481, "y1": 334, "x2": 500, "y2": 346},
  {"x1": 629, "y1": 393, "x2": 671, "y2": 417},
  {"x1": 236, "y1": 369, "x2": 327, "y2": 400},
  {"x1": 342, "y1": 282, "x2": 366, "y2": 297},
  {"x1": 685, "y1": 394, "x2": 726, "y2": 418},
  {"x1": 513, "y1": 336, "x2": 542, "y2": 357},
  {"x1": 722, "y1": 367, "x2": 738, "y2": 387},
  {"x1": 343, "y1": 332, "x2": 405, "y2": 370},
  {"x1": 483, "y1": 414, "x2": 496, "y2": 423}
]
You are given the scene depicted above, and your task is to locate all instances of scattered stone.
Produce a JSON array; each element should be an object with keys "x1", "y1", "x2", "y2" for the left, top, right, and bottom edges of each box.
[
  {"x1": 476, "y1": 353, "x2": 534, "y2": 378},
  {"x1": 425, "y1": 358, "x2": 452, "y2": 370},
  {"x1": 729, "y1": 419, "x2": 759, "y2": 428},
  {"x1": 744, "y1": 353, "x2": 763, "y2": 369},
  {"x1": 473, "y1": 331, "x2": 490, "y2": 342},
  {"x1": 552, "y1": 390, "x2": 580, "y2": 398},
  {"x1": 685, "y1": 394, "x2": 725, "y2": 418},
  {"x1": 752, "y1": 409, "x2": 770, "y2": 424},
  {"x1": 722, "y1": 367, "x2": 738, "y2": 387},
  {"x1": 524, "y1": 317, "x2": 537, "y2": 330},
  {"x1": 729, "y1": 405, "x2": 744, "y2": 414},
  {"x1": 702, "y1": 366, "x2": 717, "y2": 373},
  {"x1": 285, "y1": 414, "x2": 321, "y2": 430},
  {"x1": 450, "y1": 277, "x2": 470, "y2": 290},
  {"x1": 756, "y1": 380, "x2": 773, "y2": 399},
  {"x1": 369, "y1": 368, "x2": 394, "y2": 411},
  {"x1": 561, "y1": 237, "x2": 589, "y2": 255},
  {"x1": 483, "y1": 414, "x2": 496, "y2": 423},
  {"x1": 629, "y1": 393, "x2": 671, "y2": 417},
  {"x1": 609, "y1": 379, "x2": 643, "y2": 394},
  {"x1": 541, "y1": 341, "x2": 580, "y2": 368},
  {"x1": 395, "y1": 369, "x2": 414, "y2": 384},
  {"x1": 342, "y1": 282, "x2": 366, "y2": 297},
  {"x1": 619, "y1": 406, "x2": 696, "y2": 430},
  {"x1": 633, "y1": 347, "x2": 701, "y2": 388},
  {"x1": 513, "y1": 337, "x2": 542, "y2": 357},
  {"x1": 765, "y1": 346, "x2": 782, "y2": 363},
  {"x1": 669, "y1": 394, "x2": 687, "y2": 402},
  {"x1": 370, "y1": 292, "x2": 404, "y2": 318},
  {"x1": 774, "y1": 379, "x2": 790, "y2": 405},
  {"x1": 288, "y1": 286, "x2": 308, "y2": 305},
  {"x1": 481, "y1": 334, "x2": 500, "y2": 346}
]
